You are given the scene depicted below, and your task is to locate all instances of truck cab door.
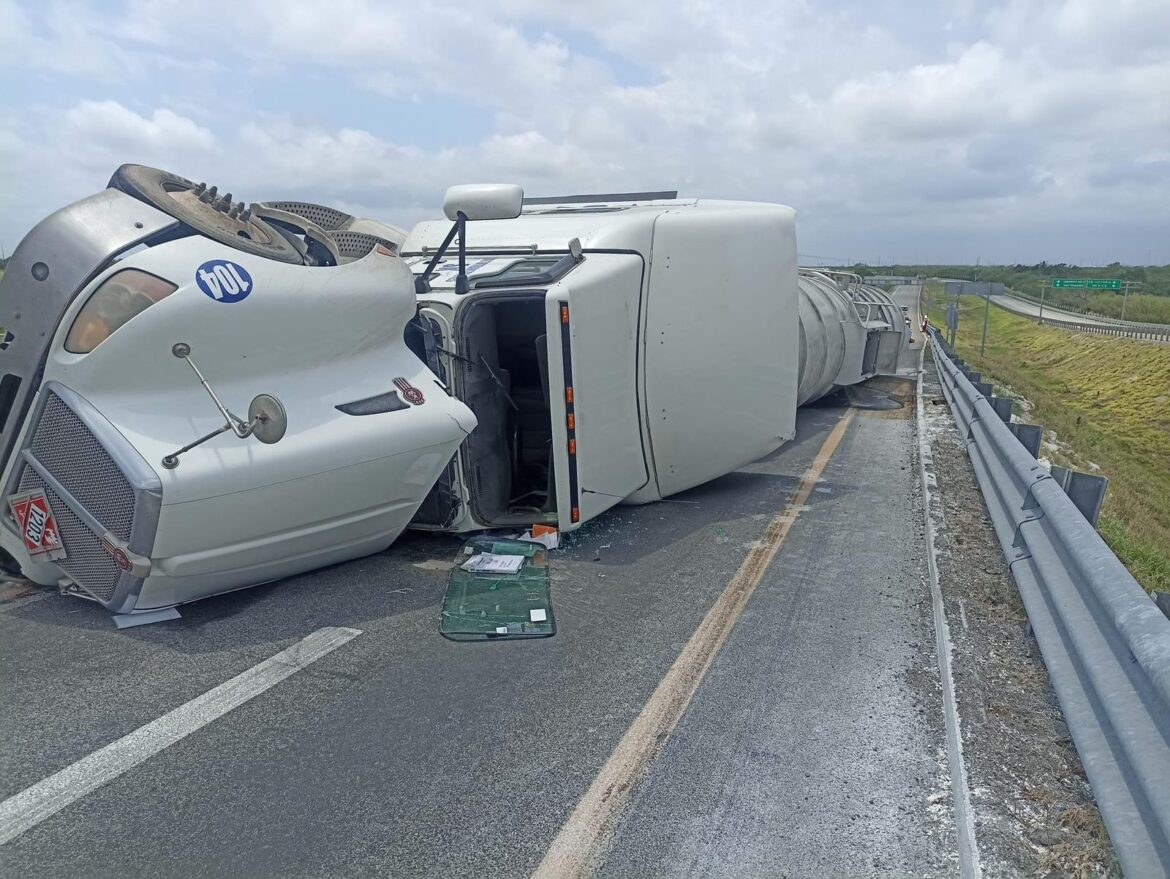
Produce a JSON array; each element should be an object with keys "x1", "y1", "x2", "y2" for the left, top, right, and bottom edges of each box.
[{"x1": 544, "y1": 255, "x2": 649, "y2": 530}]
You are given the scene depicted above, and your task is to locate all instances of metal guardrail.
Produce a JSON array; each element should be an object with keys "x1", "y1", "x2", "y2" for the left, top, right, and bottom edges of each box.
[
  {"x1": 1035, "y1": 316, "x2": 1170, "y2": 342},
  {"x1": 929, "y1": 332, "x2": 1170, "y2": 876}
]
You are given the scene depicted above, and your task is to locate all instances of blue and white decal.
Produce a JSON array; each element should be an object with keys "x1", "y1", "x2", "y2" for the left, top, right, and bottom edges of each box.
[{"x1": 195, "y1": 260, "x2": 253, "y2": 303}]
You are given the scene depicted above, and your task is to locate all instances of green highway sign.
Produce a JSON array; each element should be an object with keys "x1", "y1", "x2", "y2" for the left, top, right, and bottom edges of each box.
[{"x1": 1052, "y1": 278, "x2": 1122, "y2": 290}]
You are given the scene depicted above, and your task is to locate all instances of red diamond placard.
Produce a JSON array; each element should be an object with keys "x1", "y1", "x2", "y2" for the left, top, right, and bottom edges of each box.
[{"x1": 8, "y1": 490, "x2": 68, "y2": 561}]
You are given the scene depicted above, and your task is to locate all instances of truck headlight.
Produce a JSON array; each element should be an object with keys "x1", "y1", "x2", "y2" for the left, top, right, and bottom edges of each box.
[{"x1": 65, "y1": 269, "x2": 177, "y2": 354}]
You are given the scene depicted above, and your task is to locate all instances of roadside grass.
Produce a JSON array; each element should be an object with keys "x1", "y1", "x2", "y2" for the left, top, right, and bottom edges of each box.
[
  {"x1": 1006, "y1": 290, "x2": 1170, "y2": 325},
  {"x1": 1076, "y1": 292, "x2": 1170, "y2": 324},
  {"x1": 926, "y1": 283, "x2": 1170, "y2": 593},
  {"x1": 861, "y1": 263, "x2": 1170, "y2": 325}
]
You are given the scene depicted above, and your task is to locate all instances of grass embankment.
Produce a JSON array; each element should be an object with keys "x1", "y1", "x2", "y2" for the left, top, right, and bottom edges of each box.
[
  {"x1": 1008, "y1": 290, "x2": 1170, "y2": 325},
  {"x1": 1076, "y1": 292, "x2": 1170, "y2": 324},
  {"x1": 926, "y1": 284, "x2": 1170, "y2": 593}
]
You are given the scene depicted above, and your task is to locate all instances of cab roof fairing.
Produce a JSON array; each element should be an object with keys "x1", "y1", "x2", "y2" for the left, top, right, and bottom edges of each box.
[{"x1": 402, "y1": 198, "x2": 797, "y2": 256}]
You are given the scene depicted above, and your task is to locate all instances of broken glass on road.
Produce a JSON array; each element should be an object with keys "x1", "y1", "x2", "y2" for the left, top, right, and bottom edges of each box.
[{"x1": 439, "y1": 536, "x2": 555, "y2": 640}]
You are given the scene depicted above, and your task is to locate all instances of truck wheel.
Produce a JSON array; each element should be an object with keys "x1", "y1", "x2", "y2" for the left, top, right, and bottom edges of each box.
[
  {"x1": 251, "y1": 205, "x2": 341, "y2": 267},
  {"x1": 108, "y1": 164, "x2": 305, "y2": 264}
]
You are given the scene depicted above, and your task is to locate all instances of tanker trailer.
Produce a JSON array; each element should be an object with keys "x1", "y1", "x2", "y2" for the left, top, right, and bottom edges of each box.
[{"x1": 793, "y1": 269, "x2": 908, "y2": 404}]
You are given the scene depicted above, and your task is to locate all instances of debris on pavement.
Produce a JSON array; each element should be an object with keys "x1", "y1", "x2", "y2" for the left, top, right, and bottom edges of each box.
[
  {"x1": 440, "y1": 536, "x2": 555, "y2": 640},
  {"x1": 461, "y1": 553, "x2": 526, "y2": 574},
  {"x1": 508, "y1": 524, "x2": 560, "y2": 550}
]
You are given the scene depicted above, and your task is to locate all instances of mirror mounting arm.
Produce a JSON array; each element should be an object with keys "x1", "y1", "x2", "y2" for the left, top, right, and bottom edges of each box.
[
  {"x1": 162, "y1": 343, "x2": 287, "y2": 469},
  {"x1": 454, "y1": 211, "x2": 469, "y2": 295},
  {"x1": 172, "y1": 342, "x2": 249, "y2": 436},
  {"x1": 415, "y1": 214, "x2": 463, "y2": 295},
  {"x1": 414, "y1": 211, "x2": 473, "y2": 295},
  {"x1": 161, "y1": 423, "x2": 234, "y2": 470}
]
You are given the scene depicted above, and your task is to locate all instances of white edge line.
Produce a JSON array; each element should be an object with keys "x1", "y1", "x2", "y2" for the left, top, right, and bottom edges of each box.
[
  {"x1": 0, "y1": 625, "x2": 362, "y2": 846},
  {"x1": 917, "y1": 339, "x2": 982, "y2": 879}
]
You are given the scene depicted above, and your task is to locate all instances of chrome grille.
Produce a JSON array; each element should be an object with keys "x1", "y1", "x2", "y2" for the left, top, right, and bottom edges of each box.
[
  {"x1": 30, "y1": 393, "x2": 134, "y2": 541},
  {"x1": 17, "y1": 466, "x2": 121, "y2": 600}
]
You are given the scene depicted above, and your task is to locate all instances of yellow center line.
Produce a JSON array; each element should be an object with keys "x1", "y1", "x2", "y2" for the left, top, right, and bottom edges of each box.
[{"x1": 533, "y1": 408, "x2": 858, "y2": 879}]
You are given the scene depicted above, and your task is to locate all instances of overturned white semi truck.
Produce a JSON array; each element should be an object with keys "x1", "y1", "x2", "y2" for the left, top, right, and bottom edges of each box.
[{"x1": 0, "y1": 166, "x2": 905, "y2": 621}]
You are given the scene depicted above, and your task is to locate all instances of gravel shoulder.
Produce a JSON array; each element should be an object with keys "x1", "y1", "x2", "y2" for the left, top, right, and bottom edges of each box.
[{"x1": 921, "y1": 350, "x2": 1119, "y2": 878}]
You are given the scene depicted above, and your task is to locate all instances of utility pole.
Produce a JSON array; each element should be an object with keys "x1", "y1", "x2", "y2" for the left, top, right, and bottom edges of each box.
[
  {"x1": 1121, "y1": 280, "x2": 1141, "y2": 320},
  {"x1": 975, "y1": 257, "x2": 990, "y2": 356},
  {"x1": 980, "y1": 292, "x2": 991, "y2": 355}
]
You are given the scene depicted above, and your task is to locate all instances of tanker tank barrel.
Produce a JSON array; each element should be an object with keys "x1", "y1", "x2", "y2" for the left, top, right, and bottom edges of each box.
[{"x1": 794, "y1": 268, "x2": 908, "y2": 405}]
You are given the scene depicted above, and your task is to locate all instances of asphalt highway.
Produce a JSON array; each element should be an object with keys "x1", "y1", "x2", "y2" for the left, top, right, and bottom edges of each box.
[{"x1": 0, "y1": 287, "x2": 962, "y2": 877}]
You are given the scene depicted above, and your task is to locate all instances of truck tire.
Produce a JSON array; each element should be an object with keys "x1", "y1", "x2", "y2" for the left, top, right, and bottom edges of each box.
[{"x1": 108, "y1": 164, "x2": 304, "y2": 264}]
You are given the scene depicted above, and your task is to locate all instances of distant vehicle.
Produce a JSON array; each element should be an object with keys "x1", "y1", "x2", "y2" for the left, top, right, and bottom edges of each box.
[{"x1": 0, "y1": 166, "x2": 906, "y2": 621}]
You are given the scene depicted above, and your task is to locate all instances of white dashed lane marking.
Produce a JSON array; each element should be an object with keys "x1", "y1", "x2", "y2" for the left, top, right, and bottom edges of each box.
[{"x1": 0, "y1": 626, "x2": 362, "y2": 846}]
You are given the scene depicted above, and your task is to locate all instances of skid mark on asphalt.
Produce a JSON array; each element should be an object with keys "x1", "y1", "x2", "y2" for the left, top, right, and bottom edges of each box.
[
  {"x1": 532, "y1": 409, "x2": 856, "y2": 879},
  {"x1": 0, "y1": 626, "x2": 362, "y2": 846}
]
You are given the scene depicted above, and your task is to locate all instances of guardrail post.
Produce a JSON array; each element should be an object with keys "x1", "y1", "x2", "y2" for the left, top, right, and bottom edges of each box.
[
  {"x1": 974, "y1": 381, "x2": 993, "y2": 398},
  {"x1": 990, "y1": 396, "x2": 1013, "y2": 422},
  {"x1": 1049, "y1": 466, "x2": 1109, "y2": 527},
  {"x1": 1008, "y1": 422, "x2": 1043, "y2": 458},
  {"x1": 1155, "y1": 591, "x2": 1170, "y2": 621}
]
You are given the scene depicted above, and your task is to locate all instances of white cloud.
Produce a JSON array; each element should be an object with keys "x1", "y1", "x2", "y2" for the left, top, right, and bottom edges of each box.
[
  {"x1": 3, "y1": 0, "x2": 1169, "y2": 263},
  {"x1": 0, "y1": 1, "x2": 130, "y2": 79},
  {"x1": 64, "y1": 101, "x2": 217, "y2": 157}
]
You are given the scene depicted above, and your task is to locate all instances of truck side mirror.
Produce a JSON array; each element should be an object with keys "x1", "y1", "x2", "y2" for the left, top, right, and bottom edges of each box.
[
  {"x1": 161, "y1": 342, "x2": 287, "y2": 469},
  {"x1": 248, "y1": 394, "x2": 287, "y2": 444},
  {"x1": 442, "y1": 184, "x2": 524, "y2": 221}
]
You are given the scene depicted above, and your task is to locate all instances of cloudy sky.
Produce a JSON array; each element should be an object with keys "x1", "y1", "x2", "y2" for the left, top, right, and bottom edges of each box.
[{"x1": 2, "y1": 0, "x2": 1168, "y2": 264}]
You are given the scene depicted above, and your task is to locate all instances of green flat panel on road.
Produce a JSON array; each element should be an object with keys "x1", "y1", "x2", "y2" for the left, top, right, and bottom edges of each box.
[
  {"x1": 439, "y1": 536, "x2": 555, "y2": 640},
  {"x1": 1052, "y1": 278, "x2": 1086, "y2": 288},
  {"x1": 1087, "y1": 279, "x2": 1122, "y2": 290}
]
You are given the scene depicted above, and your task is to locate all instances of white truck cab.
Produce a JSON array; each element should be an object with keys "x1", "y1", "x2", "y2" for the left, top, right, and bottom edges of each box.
[
  {"x1": 0, "y1": 167, "x2": 476, "y2": 618},
  {"x1": 401, "y1": 192, "x2": 801, "y2": 535}
]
